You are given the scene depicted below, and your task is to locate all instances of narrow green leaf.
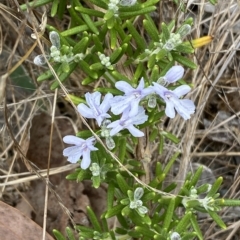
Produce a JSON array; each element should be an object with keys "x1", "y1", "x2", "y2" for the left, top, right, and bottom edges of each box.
[
  {"x1": 94, "y1": 87, "x2": 122, "y2": 95},
  {"x1": 135, "y1": 226, "x2": 155, "y2": 238},
  {"x1": 101, "y1": 217, "x2": 109, "y2": 232},
  {"x1": 147, "y1": 54, "x2": 156, "y2": 69},
  {"x1": 107, "y1": 17, "x2": 116, "y2": 29},
  {"x1": 65, "y1": 227, "x2": 75, "y2": 240},
  {"x1": 163, "y1": 198, "x2": 175, "y2": 230},
  {"x1": 111, "y1": 70, "x2": 130, "y2": 82},
  {"x1": 188, "y1": 166, "x2": 203, "y2": 187},
  {"x1": 87, "y1": 206, "x2": 102, "y2": 232},
  {"x1": 89, "y1": 0, "x2": 108, "y2": 9},
  {"x1": 171, "y1": 52, "x2": 197, "y2": 69},
  {"x1": 175, "y1": 43, "x2": 194, "y2": 54},
  {"x1": 82, "y1": 76, "x2": 96, "y2": 85},
  {"x1": 121, "y1": 205, "x2": 131, "y2": 216},
  {"x1": 150, "y1": 65, "x2": 160, "y2": 82},
  {"x1": 207, "y1": 177, "x2": 223, "y2": 198},
  {"x1": 175, "y1": 211, "x2": 192, "y2": 233},
  {"x1": 143, "y1": 0, "x2": 161, "y2": 7},
  {"x1": 118, "y1": 138, "x2": 127, "y2": 163},
  {"x1": 218, "y1": 199, "x2": 240, "y2": 207},
  {"x1": 57, "y1": 0, "x2": 66, "y2": 19},
  {"x1": 75, "y1": 6, "x2": 104, "y2": 18},
  {"x1": 50, "y1": 63, "x2": 78, "y2": 90},
  {"x1": 119, "y1": 3, "x2": 142, "y2": 12},
  {"x1": 105, "y1": 204, "x2": 124, "y2": 218},
  {"x1": 90, "y1": 62, "x2": 104, "y2": 71},
  {"x1": 77, "y1": 169, "x2": 91, "y2": 182},
  {"x1": 133, "y1": 62, "x2": 144, "y2": 84},
  {"x1": 116, "y1": 214, "x2": 129, "y2": 228},
  {"x1": 126, "y1": 20, "x2": 146, "y2": 51},
  {"x1": 110, "y1": 47, "x2": 122, "y2": 64},
  {"x1": 119, "y1": 6, "x2": 156, "y2": 18},
  {"x1": 149, "y1": 128, "x2": 158, "y2": 141},
  {"x1": 37, "y1": 63, "x2": 61, "y2": 82},
  {"x1": 51, "y1": 0, "x2": 59, "y2": 17},
  {"x1": 161, "y1": 131, "x2": 180, "y2": 144},
  {"x1": 190, "y1": 215, "x2": 203, "y2": 240},
  {"x1": 104, "y1": 10, "x2": 115, "y2": 20},
  {"x1": 181, "y1": 233, "x2": 198, "y2": 240},
  {"x1": 66, "y1": 169, "x2": 80, "y2": 180},
  {"x1": 158, "y1": 134, "x2": 164, "y2": 154},
  {"x1": 20, "y1": 0, "x2": 52, "y2": 11},
  {"x1": 92, "y1": 175, "x2": 101, "y2": 188},
  {"x1": 143, "y1": 15, "x2": 159, "y2": 42},
  {"x1": 116, "y1": 174, "x2": 129, "y2": 195},
  {"x1": 110, "y1": 28, "x2": 117, "y2": 49},
  {"x1": 156, "y1": 49, "x2": 168, "y2": 61},
  {"x1": 52, "y1": 229, "x2": 65, "y2": 240},
  {"x1": 107, "y1": 182, "x2": 115, "y2": 210},
  {"x1": 61, "y1": 21, "x2": 104, "y2": 36},
  {"x1": 208, "y1": 210, "x2": 226, "y2": 229},
  {"x1": 78, "y1": 60, "x2": 98, "y2": 79},
  {"x1": 161, "y1": 22, "x2": 170, "y2": 43},
  {"x1": 73, "y1": 36, "x2": 90, "y2": 54}
]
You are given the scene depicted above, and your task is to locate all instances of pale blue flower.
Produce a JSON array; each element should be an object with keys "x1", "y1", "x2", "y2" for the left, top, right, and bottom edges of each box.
[
  {"x1": 158, "y1": 66, "x2": 184, "y2": 85},
  {"x1": 110, "y1": 78, "x2": 153, "y2": 117},
  {"x1": 63, "y1": 136, "x2": 98, "y2": 169},
  {"x1": 152, "y1": 83, "x2": 195, "y2": 120},
  {"x1": 78, "y1": 92, "x2": 113, "y2": 126},
  {"x1": 107, "y1": 106, "x2": 148, "y2": 137},
  {"x1": 164, "y1": 66, "x2": 184, "y2": 83}
]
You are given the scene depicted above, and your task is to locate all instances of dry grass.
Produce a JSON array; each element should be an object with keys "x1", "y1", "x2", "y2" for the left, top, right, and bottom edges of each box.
[{"x1": 0, "y1": 0, "x2": 240, "y2": 239}]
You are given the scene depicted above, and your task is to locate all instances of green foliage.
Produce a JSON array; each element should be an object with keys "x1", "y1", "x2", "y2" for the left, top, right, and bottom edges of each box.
[{"x1": 20, "y1": 0, "x2": 240, "y2": 239}]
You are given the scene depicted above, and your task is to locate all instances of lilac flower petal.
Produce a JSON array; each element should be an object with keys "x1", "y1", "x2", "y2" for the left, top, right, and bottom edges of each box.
[
  {"x1": 181, "y1": 99, "x2": 195, "y2": 112},
  {"x1": 63, "y1": 146, "x2": 82, "y2": 163},
  {"x1": 63, "y1": 135, "x2": 85, "y2": 145},
  {"x1": 115, "y1": 81, "x2": 134, "y2": 94},
  {"x1": 151, "y1": 83, "x2": 167, "y2": 98},
  {"x1": 85, "y1": 91, "x2": 101, "y2": 106},
  {"x1": 95, "y1": 114, "x2": 111, "y2": 126},
  {"x1": 129, "y1": 99, "x2": 141, "y2": 117},
  {"x1": 165, "y1": 66, "x2": 184, "y2": 83},
  {"x1": 100, "y1": 93, "x2": 113, "y2": 112},
  {"x1": 136, "y1": 77, "x2": 144, "y2": 90},
  {"x1": 174, "y1": 99, "x2": 195, "y2": 120},
  {"x1": 109, "y1": 125, "x2": 124, "y2": 136},
  {"x1": 81, "y1": 151, "x2": 91, "y2": 169},
  {"x1": 77, "y1": 104, "x2": 94, "y2": 118},
  {"x1": 173, "y1": 85, "x2": 191, "y2": 97},
  {"x1": 110, "y1": 96, "x2": 132, "y2": 115},
  {"x1": 127, "y1": 125, "x2": 144, "y2": 137},
  {"x1": 142, "y1": 87, "x2": 155, "y2": 96},
  {"x1": 131, "y1": 107, "x2": 148, "y2": 125},
  {"x1": 165, "y1": 101, "x2": 176, "y2": 118}
]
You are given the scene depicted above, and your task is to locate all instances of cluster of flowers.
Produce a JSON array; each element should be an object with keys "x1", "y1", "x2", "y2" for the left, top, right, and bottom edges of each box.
[
  {"x1": 144, "y1": 24, "x2": 191, "y2": 57},
  {"x1": 34, "y1": 31, "x2": 84, "y2": 66},
  {"x1": 63, "y1": 66, "x2": 195, "y2": 169}
]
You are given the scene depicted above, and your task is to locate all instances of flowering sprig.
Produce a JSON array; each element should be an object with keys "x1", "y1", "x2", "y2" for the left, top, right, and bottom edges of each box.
[
  {"x1": 33, "y1": 31, "x2": 84, "y2": 68},
  {"x1": 110, "y1": 77, "x2": 153, "y2": 117},
  {"x1": 63, "y1": 135, "x2": 98, "y2": 169},
  {"x1": 77, "y1": 92, "x2": 113, "y2": 127},
  {"x1": 63, "y1": 65, "x2": 195, "y2": 170},
  {"x1": 107, "y1": 106, "x2": 148, "y2": 137},
  {"x1": 151, "y1": 83, "x2": 195, "y2": 120}
]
